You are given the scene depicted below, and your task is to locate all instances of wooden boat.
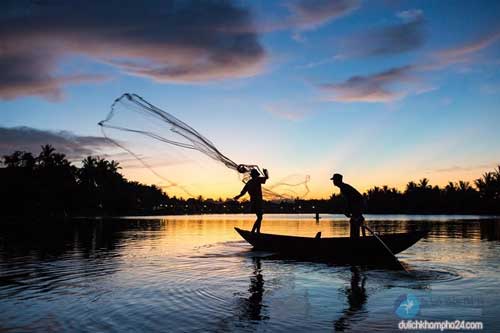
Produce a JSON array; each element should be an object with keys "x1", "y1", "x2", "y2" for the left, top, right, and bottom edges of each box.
[{"x1": 234, "y1": 227, "x2": 427, "y2": 261}]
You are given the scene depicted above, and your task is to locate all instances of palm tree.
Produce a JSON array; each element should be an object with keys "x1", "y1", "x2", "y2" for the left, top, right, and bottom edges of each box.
[
  {"x1": 37, "y1": 144, "x2": 71, "y2": 168},
  {"x1": 475, "y1": 172, "x2": 496, "y2": 199},
  {"x1": 406, "y1": 181, "x2": 417, "y2": 192},
  {"x1": 418, "y1": 178, "x2": 430, "y2": 190},
  {"x1": 37, "y1": 144, "x2": 56, "y2": 167},
  {"x1": 2, "y1": 151, "x2": 35, "y2": 169},
  {"x1": 458, "y1": 181, "x2": 472, "y2": 192},
  {"x1": 445, "y1": 182, "x2": 457, "y2": 193}
]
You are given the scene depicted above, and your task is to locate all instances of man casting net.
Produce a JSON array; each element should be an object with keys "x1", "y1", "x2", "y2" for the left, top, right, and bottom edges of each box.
[{"x1": 98, "y1": 93, "x2": 309, "y2": 200}]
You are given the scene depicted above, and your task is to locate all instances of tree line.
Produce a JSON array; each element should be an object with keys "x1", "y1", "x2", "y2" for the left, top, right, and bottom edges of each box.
[
  {"x1": 1, "y1": 145, "x2": 166, "y2": 217},
  {"x1": 1, "y1": 145, "x2": 499, "y2": 217}
]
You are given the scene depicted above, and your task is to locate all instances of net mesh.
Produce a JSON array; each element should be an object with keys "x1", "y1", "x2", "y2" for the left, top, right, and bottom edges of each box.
[{"x1": 98, "y1": 93, "x2": 309, "y2": 200}]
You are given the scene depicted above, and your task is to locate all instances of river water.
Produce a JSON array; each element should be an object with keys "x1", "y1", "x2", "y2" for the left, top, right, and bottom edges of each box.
[{"x1": 1, "y1": 214, "x2": 499, "y2": 332}]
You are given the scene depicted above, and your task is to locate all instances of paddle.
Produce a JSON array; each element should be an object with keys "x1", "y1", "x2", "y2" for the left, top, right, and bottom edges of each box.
[{"x1": 362, "y1": 224, "x2": 410, "y2": 274}]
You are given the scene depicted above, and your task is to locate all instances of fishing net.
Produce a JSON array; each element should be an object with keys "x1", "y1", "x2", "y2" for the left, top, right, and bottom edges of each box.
[
  {"x1": 265, "y1": 174, "x2": 311, "y2": 200},
  {"x1": 98, "y1": 93, "x2": 309, "y2": 200}
]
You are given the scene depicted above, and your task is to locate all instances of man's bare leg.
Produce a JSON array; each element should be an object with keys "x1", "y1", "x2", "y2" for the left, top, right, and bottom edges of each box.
[
  {"x1": 251, "y1": 213, "x2": 263, "y2": 233},
  {"x1": 360, "y1": 216, "x2": 366, "y2": 237}
]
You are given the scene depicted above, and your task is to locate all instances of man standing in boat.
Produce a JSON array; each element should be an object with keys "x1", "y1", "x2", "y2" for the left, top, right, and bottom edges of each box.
[
  {"x1": 234, "y1": 168, "x2": 269, "y2": 233},
  {"x1": 331, "y1": 173, "x2": 366, "y2": 239}
]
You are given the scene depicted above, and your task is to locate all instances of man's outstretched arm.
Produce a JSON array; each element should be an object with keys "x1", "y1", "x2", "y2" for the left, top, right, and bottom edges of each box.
[{"x1": 234, "y1": 184, "x2": 248, "y2": 200}]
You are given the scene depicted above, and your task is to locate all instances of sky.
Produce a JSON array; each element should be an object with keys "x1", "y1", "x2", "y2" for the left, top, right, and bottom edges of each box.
[{"x1": 1, "y1": 0, "x2": 500, "y2": 199}]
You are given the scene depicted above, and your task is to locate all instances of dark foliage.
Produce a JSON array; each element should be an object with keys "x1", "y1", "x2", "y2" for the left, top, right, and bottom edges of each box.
[
  {"x1": 1, "y1": 146, "x2": 499, "y2": 217},
  {"x1": 1, "y1": 145, "x2": 166, "y2": 217}
]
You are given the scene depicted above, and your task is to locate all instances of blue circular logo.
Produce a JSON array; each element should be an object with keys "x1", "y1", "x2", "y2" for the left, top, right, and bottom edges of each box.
[{"x1": 394, "y1": 294, "x2": 420, "y2": 319}]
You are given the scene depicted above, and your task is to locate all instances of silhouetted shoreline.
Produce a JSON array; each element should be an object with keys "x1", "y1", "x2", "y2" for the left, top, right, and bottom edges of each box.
[{"x1": 2, "y1": 145, "x2": 499, "y2": 219}]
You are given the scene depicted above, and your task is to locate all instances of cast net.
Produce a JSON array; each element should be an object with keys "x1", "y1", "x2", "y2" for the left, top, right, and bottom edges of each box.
[{"x1": 98, "y1": 93, "x2": 309, "y2": 200}]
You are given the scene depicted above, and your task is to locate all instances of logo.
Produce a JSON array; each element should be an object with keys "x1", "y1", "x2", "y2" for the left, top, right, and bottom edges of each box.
[{"x1": 394, "y1": 294, "x2": 420, "y2": 319}]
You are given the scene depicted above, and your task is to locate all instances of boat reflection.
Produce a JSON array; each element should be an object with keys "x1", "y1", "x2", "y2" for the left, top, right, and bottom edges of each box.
[
  {"x1": 1, "y1": 216, "x2": 497, "y2": 332},
  {"x1": 480, "y1": 219, "x2": 500, "y2": 241}
]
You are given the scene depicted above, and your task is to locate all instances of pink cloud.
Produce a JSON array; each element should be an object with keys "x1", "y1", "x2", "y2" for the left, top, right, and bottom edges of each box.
[
  {"x1": 0, "y1": 1, "x2": 266, "y2": 100},
  {"x1": 285, "y1": 0, "x2": 360, "y2": 30},
  {"x1": 0, "y1": 126, "x2": 114, "y2": 160},
  {"x1": 435, "y1": 31, "x2": 500, "y2": 60},
  {"x1": 319, "y1": 27, "x2": 500, "y2": 103},
  {"x1": 264, "y1": 103, "x2": 311, "y2": 121},
  {"x1": 320, "y1": 65, "x2": 416, "y2": 103},
  {"x1": 229, "y1": 0, "x2": 360, "y2": 33}
]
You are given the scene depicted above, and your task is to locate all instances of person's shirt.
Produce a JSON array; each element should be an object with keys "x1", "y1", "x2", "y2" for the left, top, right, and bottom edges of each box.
[
  {"x1": 241, "y1": 177, "x2": 267, "y2": 201},
  {"x1": 339, "y1": 182, "x2": 364, "y2": 211}
]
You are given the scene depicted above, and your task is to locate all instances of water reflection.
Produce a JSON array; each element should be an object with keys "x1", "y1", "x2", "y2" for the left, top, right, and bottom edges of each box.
[
  {"x1": 480, "y1": 220, "x2": 500, "y2": 240},
  {"x1": 238, "y1": 257, "x2": 267, "y2": 321},
  {"x1": 0, "y1": 220, "x2": 165, "y2": 299},
  {"x1": 334, "y1": 266, "x2": 367, "y2": 331},
  {"x1": 0, "y1": 216, "x2": 499, "y2": 332},
  {"x1": 0, "y1": 219, "x2": 165, "y2": 261}
]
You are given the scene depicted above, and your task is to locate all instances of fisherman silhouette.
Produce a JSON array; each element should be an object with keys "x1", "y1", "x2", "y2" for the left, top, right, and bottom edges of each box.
[
  {"x1": 331, "y1": 173, "x2": 366, "y2": 239},
  {"x1": 234, "y1": 168, "x2": 269, "y2": 233}
]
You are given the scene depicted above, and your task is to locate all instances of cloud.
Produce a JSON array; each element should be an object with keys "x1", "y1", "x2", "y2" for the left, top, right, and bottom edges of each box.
[
  {"x1": 396, "y1": 9, "x2": 423, "y2": 22},
  {"x1": 0, "y1": 126, "x2": 114, "y2": 160},
  {"x1": 0, "y1": 0, "x2": 265, "y2": 100},
  {"x1": 297, "y1": 55, "x2": 341, "y2": 69},
  {"x1": 402, "y1": 29, "x2": 500, "y2": 73},
  {"x1": 436, "y1": 31, "x2": 500, "y2": 60},
  {"x1": 434, "y1": 164, "x2": 497, "y2": 173},
  {"x1": 341, "y1": 9, "x2": 424, "y2": 57},
  {"x1": 419, "y1": 31, "x2": 500, "y2": 71},
  {"x1": 285, "y1": 0, "x2": 360, "y2": 30},
  {"x1": 319, "y1": 65, "x2": 416, "y2": 102},
  {"x1": 264, "y1": 103, "x2": 311, "y2": 121},
  {"x1": 245, "y1": 0, "x2": 359, "y2": 33},
  {"x1": 319, "y1": 27, "x2": 500, "y2": 103},
  {"x1": 0, "y1": 58, "x2": 107, "y2": 101}
]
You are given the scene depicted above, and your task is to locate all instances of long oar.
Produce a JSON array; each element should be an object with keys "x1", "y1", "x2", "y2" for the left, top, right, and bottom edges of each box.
[{"x1": 363, "y1": 224, "x2": 410, "y2": 273}]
